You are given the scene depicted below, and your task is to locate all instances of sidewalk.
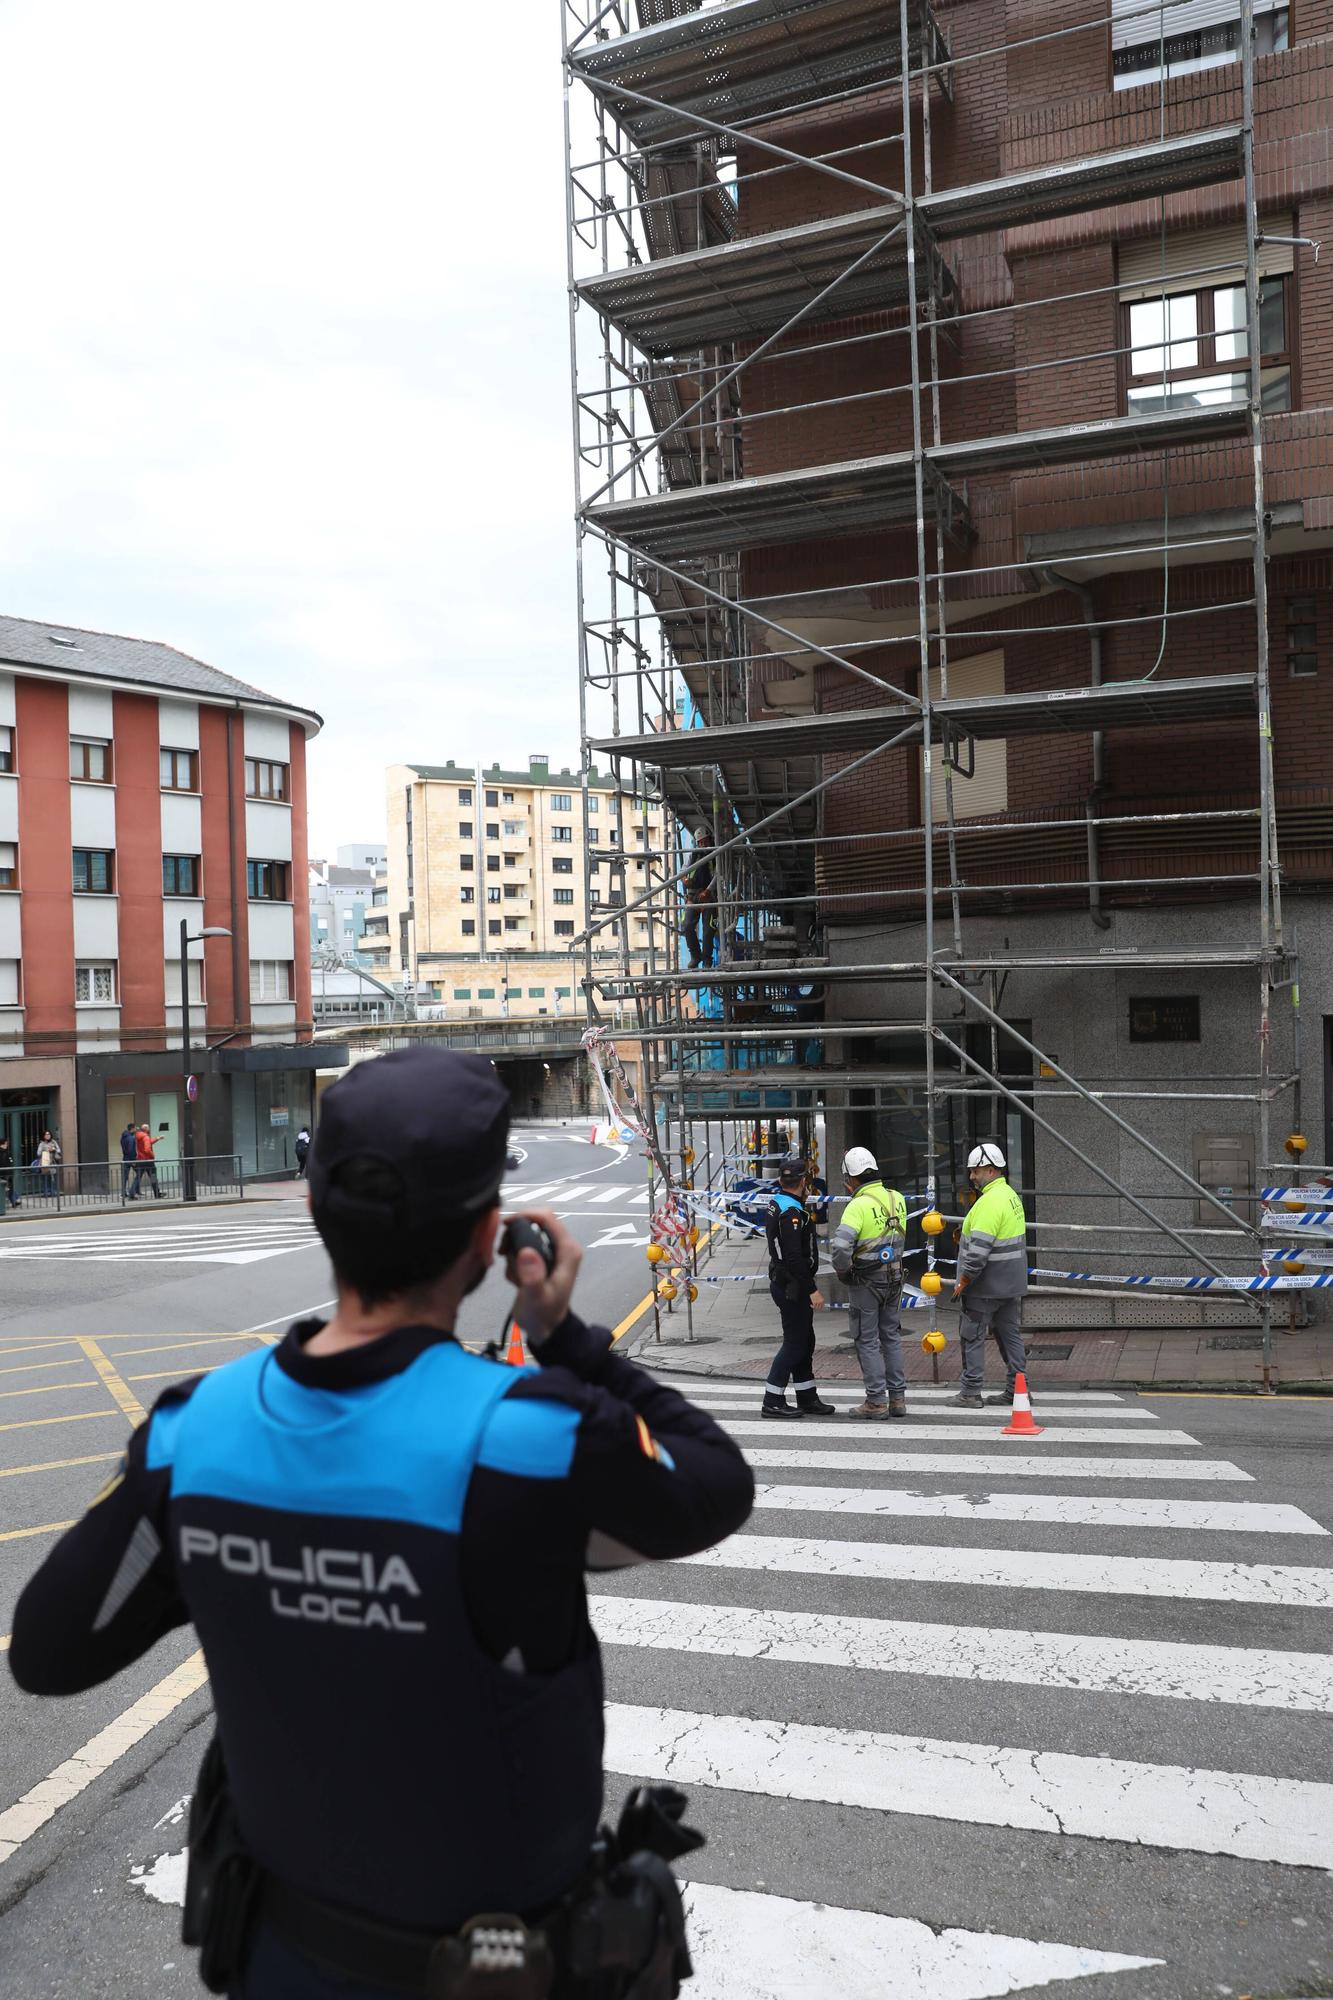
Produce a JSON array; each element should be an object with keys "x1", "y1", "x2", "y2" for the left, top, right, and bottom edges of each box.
[{"x1": 628, "y1": 1233, "x2": 1333, "y2": 1393}]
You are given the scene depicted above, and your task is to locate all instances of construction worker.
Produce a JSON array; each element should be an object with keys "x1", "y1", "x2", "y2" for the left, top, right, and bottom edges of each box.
[
  {"x1": 10, "y1": 1048, "x2": 755, "y2": 1998},
  {"x1": 762, "y1": 1156, "x2": 834, "y2": 1418},
  {"x1": 830, "y1": 1147, "x2": 908, "y2": 1419},
  {"x1": 949, "y1": 1140, "x2": 1029, "y2": 1409}
]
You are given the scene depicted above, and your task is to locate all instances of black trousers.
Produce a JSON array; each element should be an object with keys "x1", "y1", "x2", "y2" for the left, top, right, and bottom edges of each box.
[{"x1": 766, "y1": 1281, "x2": 816, "y2": 1393}]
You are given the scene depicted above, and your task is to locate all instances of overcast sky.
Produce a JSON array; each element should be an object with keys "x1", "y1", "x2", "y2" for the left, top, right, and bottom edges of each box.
[{"x1": 0, "y1": 1, "x2": 577, "y2": 856}]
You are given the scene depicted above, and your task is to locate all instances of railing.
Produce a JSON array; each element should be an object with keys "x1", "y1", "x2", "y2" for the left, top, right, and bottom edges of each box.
[{"x1": 0, "y1": 1154, "x2": 244, "y2": 1215}]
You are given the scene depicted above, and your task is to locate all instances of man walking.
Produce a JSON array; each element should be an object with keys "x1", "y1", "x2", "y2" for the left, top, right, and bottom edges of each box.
[
  {"x1": 120, "y1": 1121, "x2": 138, "y2": 1198},
  {"x1": 0, "y1": 1134, "x2": 19, "y2": 1211},
  {"x1": 950, "y1": 1141, "x2": 1029, "y2": 1409},
  {"x1": 294, "y1": 1125, "x2": 311, "y2": 1179},
  {"x1": 133, "y1": 1123, "x2": 164, "y2": 1200},
  {"x1": 762, "y1": 1156, "x2": 834, "y2": 1418},
  {"x1": 830, "y1": 1147, "x2": 908, "y2": 1419}
]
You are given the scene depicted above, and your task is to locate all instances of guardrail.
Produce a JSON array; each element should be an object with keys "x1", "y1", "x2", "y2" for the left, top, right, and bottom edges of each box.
[{"x1": 0, "y1": 1154, "x2": 244, "y2": 1216}]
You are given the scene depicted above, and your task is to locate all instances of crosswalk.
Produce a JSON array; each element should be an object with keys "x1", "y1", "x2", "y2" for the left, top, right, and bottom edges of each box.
[
  {"x1": 0, "y1": 1215, "x2": 320, "y2": 1266},
  {"x1": 590, "y1": 1375, "x2": 1333, "y2": 1993}
]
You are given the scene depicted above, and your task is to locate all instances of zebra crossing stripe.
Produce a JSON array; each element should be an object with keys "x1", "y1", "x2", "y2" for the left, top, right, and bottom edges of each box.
[
  {"x1": 717, "y1": 1421, "x2": 1198, "y2": 1447},
  {"x1": 679, "y1": 1880, "x2": 1161, "y2": 1999},
  {"x1": 742, "y1": 1449, "x2": 1250, "y2": 1481},
  {"x1": 749, "y1": 1484, "x2": 1327, "y2": 1535},
  {"x1": 605, "y1": 1705, "x2": 1333, "y2": 1872},
  {"x1": 589, "y1": 1596, "x2": 1333, "y2": 1710},
  {"x1": 681, "y1": 1533, "x2": 1333, "y2": 1608}
]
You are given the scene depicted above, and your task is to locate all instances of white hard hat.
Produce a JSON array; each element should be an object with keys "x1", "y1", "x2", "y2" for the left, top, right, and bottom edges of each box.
[
  {"x1": 968, "y1": 1142, "x2": 1006, "y2": 1171},
  {"x1": 842, "y1": 1146, "x2": 878, "y2": 1178}
]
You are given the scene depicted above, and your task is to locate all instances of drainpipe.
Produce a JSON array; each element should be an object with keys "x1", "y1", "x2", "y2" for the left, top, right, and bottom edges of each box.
[{"x1": 1040, "y1": 567, "x2": 1111, "y2": 930}]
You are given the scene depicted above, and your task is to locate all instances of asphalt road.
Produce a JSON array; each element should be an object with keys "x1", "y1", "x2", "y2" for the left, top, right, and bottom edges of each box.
[{"x1": 1, "y1": 1143, "x2": 1331, "y2": 1999}]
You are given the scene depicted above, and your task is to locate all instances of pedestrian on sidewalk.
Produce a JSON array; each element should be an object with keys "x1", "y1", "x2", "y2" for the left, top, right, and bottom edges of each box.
[
  {"x1": 119, "y1": 1121, "x2": 138, "y2": 1198},
  {"x1": 0, "y1": 1135, "x2": 19, "y2": 1210},
  {"x1": 949, "y1": 1141, "x2": 1029, "y2": 1409},
  {"x1": 34, "y1": 1130, "x2": 61, "y2": 1196},
  {"x1": 830, "y1": 1147, "x2": 908, "y2": 1419},
  {"x1": 294, "y1": 1125, "x2": 311, "y2": 1179},
  {"x1": 133, "y1": 1123, "x2": 164, "y2": 1200},
  {"x1": 762, "y1": 1156, "x2": 834, "y2": 1418}
]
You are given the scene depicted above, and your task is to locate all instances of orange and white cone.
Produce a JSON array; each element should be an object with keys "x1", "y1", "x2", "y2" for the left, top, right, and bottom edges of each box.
[
  {"x1": 504, "y1": 1320, "x2": 527, "y2": 1367},
  {"x1": 1001, "y1": 1372, "x2": 1042, "y2": 1437}
]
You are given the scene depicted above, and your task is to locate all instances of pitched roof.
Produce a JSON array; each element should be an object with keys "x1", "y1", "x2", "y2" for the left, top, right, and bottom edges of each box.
[{"x1": 0, "y1": 612, "x2": 321, "y2": 731}]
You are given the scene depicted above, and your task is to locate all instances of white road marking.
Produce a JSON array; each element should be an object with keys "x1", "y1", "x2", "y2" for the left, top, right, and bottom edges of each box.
[
  {"x1": 243, "y1": 1299, "x2": 336, "y2": 1334},
  {"x1": 586, "y1": 1186, "x2": 630, "y2": 1203},
  {"x1": 0, "y1": 1651, "x2": 208, "y2": 1866},
  {"x1": 720, "y1": 1421, "x2": 1198, "y2": 1447},
  {"x1": 690, "y1": 1394, "x2": 1158, "y2": 1421},
  {"x1": 691, "y1": 1382, "x2": 1129, "y2": 1403},
  {"x1": 680, "y1": 1880, "x2": 1161, "y2": 2000},
  {"x1": 589, "y1": 1597, "x2": 1333, "y2": 1710},
  {"x1": 604, "y1": 1705, "x2": 1333, "y2": 1872},
  {"x1": 122, "y1": 1834, "x2": 1167, "y2": 1995},
  {"x1": 749, "y1": 1484, "x2": 1328, "y2": 1535},
  {"x1": 742, "y1": 1449, "x2": 1251, "y2": 1481},
  {"x1": 682, "y1": 1532, "x2": 1333, "y2": 1608}
]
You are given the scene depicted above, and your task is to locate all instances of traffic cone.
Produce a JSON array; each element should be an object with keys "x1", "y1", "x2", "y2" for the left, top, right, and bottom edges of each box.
[
  {"x1": 504, "y1": 1320, "x2": 526, "y2": 1367},
  {"x1": 1001, "y1": 1372, "x2": 1042, "y2": 1437}
]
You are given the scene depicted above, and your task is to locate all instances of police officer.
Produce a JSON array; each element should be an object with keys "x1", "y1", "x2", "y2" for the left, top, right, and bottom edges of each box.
[
  {"x1": 949, "y1": 1140, "x2": 1030, "y2": 1409},
  {"x1": 9, "y1": 1048, "x2": 755, "y2": 1997},
  {"x1": 829, "y1": 1147, "x2": 908, "y2": 1420},
  {"x1": 761, "y1": 1156, "x2": 834, "y2": 1418}
]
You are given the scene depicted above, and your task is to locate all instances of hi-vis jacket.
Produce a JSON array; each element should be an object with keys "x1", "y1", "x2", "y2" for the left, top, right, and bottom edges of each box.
[
  {"x1": 830, "y1": 1178, "x2": 907, "y2": 1281},
  {"x1": 958, "y1": 1176, "x2": 1029, "y2": 1298}
]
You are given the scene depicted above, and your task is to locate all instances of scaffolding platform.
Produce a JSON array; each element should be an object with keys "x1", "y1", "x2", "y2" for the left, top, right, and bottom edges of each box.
[
  {"x1": 569, "y1": 0, "x2": 950, "y2": 150},
  {"x1": 586, "y1": 407, "x2": 1249, "y2": 560},
  {"x1": 593, "y1": 674, "x2": 1258, "y2": 767}
]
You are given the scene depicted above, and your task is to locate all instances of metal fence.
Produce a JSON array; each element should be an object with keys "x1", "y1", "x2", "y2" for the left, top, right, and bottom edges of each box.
[{"x1": 0, "y1": 1154, "x2": 244, "y2": 1215}]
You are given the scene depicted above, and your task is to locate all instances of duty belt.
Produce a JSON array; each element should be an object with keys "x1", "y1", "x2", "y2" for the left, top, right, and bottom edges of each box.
[{"x1": 263, "y1": 1878, "x2": 557, "y2": 1998}]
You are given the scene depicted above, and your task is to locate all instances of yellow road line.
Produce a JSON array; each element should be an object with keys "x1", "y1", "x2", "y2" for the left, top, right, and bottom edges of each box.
[
  {"x1": 0, "y1": 1409, "x2": 121, "y2": 1435},
  {"x1": 97, "y1": 1333, "x2": 262, "y2": 1362},
  {"x1": 0, "y1": 1379, "x2": 103, "y2": 1404},
  {"x1": 0, "y1": 1452, "x2": 121, "y2": 1481},
  {"x1": 0, "y1": 1339, "x2": 82, "y2": 1358},
  {"x1": 0, "y1": 1356, "x2": 90, "y2": 1380},
  {"x1": 0, "y1": 1650, "x2": 209, "y2": 1867},
  {"x1": 76, "y1": 1337, "x2": 147, "y2": 1426},
  {"x1": 126, "y1": 1363, "x2": 221, "y2": 1386},
  {"x1": 0, "y1": 1520, "x2": 72, "y2": 1545}
]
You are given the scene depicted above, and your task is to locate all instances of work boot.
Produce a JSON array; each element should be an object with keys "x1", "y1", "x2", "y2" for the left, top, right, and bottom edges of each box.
[
  {"x1": 947, "y1": 1391, "x2": 984, "y2": 1409},
  {"x1": 795, "y1": 1389, "x2": 836, "y2": 1415},
  {"x1": 986, "y1": 1390, "x2": 1015, "y2": 1407},
  {"x1": 888, "y1": 1396, "x2": 907, "y2": 1418},
  {"x1": 848, "y1": 1400, "x2": 891, "y2": 1420},
  {"x1": 761, "y1": 1395, "x2": 804, "y2": 1419}
]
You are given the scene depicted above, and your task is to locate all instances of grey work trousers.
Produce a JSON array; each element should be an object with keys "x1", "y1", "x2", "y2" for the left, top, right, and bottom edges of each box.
[
  {"x1": 847, "y1": 1271, "x2": 905, "y2": 1402},
  {"x1": 959, "y1": 1292, "x2": 1026, "y2": 1394}
]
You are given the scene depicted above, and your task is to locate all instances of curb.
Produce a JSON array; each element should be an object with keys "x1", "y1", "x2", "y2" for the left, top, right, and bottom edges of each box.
[{"x1": 0, "y1": 1192, "x2": 288, "y2": 1228}]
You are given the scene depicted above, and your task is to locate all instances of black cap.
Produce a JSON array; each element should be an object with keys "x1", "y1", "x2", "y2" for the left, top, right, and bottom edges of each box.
[
  {"x1": 308, "y1": 1048, "x2": 511, "y2": 1233},
  {"x1": 777, "y1": 1154, "x2": 806, "y2": 1186}
]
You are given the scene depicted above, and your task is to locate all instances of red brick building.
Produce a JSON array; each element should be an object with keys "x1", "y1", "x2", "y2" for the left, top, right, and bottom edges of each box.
[{"x1": 0, "y1": 615, "x2": 325, "y2": 1179}]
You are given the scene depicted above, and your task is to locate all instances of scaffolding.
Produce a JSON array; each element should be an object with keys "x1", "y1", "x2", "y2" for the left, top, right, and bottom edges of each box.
[{"x1": 563, "y1": 0, "x2": 1303, "y2": 1381}]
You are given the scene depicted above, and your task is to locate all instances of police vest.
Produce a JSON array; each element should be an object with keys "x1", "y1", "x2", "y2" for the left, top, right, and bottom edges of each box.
[{"x1": 147, "y1": 1339, "x2": 604, "y2": 1929}]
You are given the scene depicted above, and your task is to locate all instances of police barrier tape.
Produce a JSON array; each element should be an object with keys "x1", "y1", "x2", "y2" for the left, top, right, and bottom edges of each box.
[
  {"x1": 1261, "y1": 1185, "x2": 1333, "y2": 1203},
  {"x1": 671, "y1": 1260, "x2": 1325, "y2": 1296}
]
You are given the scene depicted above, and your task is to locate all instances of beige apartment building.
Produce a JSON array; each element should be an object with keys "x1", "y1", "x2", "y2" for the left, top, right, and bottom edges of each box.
[{"x1": 384, "y1": 756, "x2": 668, "y2": 1019}]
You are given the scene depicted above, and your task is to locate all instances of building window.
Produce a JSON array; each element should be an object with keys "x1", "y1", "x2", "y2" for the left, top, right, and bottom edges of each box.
[
  {"x1": 1288, "y1": 596, "x2": 1317, "y2": 678},
  {"x1": 70, "y1": 737, "x2": 112, "y2": 783},
  {"x1": 454, "y1": 988, "x2": 472, "y2": 1000},
  {"x1": 0, "y1": 725, "x2": 13, "y2": 773},
  {"x1": 1124, "y1": 276, "x2": 1292, "y2": 416},
  {"x1": 551, "y1": 825, "x2": 573, "y2": 844},
  {"x1": 587, "y1": 828, "x2": 600, "y2": 844},
  {"x1": 0, "y1": 958, "x2": 18, "y2": 1004},
  {"x1": 529, "y1": 986, "x2": 546, "y2": 997},
  {"x1": 587, "y1": 797, "x2": 598, "y2": 813},
  {"x1": 460, "y1": 853, "x2": 474, "y2": 871},
  {"x1": 0, "y1": 842, "x2": 15, "y2": 889},
  {"x1": 555, "y1": 986, "x2": 571, "y2": 999},
  {"x1": 485, "y1": 789, "x2": 498, "y2": 808},
  {"x1": 486, "y1": 822, "x2": 499, "y2": 840},
  {"x1": 477, "y1": 987, "x2": 495, "y2": 999},
  {"x1": 554, "y1": 920, "x2": 575, "y2": 937},
  {"x1": 245, "y1": 758, "x2": 289, "y2": 802},
  {"x1": 160, "y1": 746, "x2": 197, "y2": 791},
  {"x1": 553, "y1": 887, "x2": 575, "y2": 905},
  {"x1": 488, "y1": 886, "x2": 502, "y2": 904},
  {"x1": 552, "y1": 856, "x2": 573, "y2": 874},
  {"x1": 249, "y1": 960, "x2": 292, "y2": 1001},
  {"x1": 486, "y1": 854, "x2": 499, "y2": 873},
  {"x1": 504, "y1": 854, "x2": 520, "y2": 869},
  {"x1": 458, "y1": 787, "x2": 473, "y2": 805},
  {"x1": 1128, "y1": 996, "x2": 1201, "y2": 1043},
  {"x1": 551, "y1": 792, "x2": 573, "y2": 811},
  {"x1": 461, "y1": 919, "x2": 476, "y2": 937},
  {"x1": 459, "y1": 821, "x2": 473, "y2": 838},
  {"x1": 162, "y1": 854, "x2": 201, "y2": 897},
  {"x1": 1113, "y1": 4, "x2": 1287, "y2": 91},
  {"x1": 504, "y1": 917, "x2": 521, "y2": 932},
  {"x1": 487, "y1": 921, "x2": 502, "y2": 937},
  {"x1": 460, "y1": 886, "x2": 475, "y2": 904},
  {"x1": 246, "y1": 858, "x2": 289, "y2": 901},
  {"x1": 75, "y1": 961, "x2": 116, "y2": 1004},
  {"x1": 502, "y1": 792, "x2": 515, "y2": 805},
  {"x1": 503, "y1": 884, "x2": 522, "y2": 900},
  {"x1": 73, "y1": 848, "x2": 113, "y2": 894},
  {"x1": 502, "y1": 819, "x2": 524, "y2": 836}
]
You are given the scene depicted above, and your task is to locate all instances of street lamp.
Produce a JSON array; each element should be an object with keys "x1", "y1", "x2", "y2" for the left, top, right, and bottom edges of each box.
[{"x1": 180, "y1": 920, "x2": 232, "y2": 1202}]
